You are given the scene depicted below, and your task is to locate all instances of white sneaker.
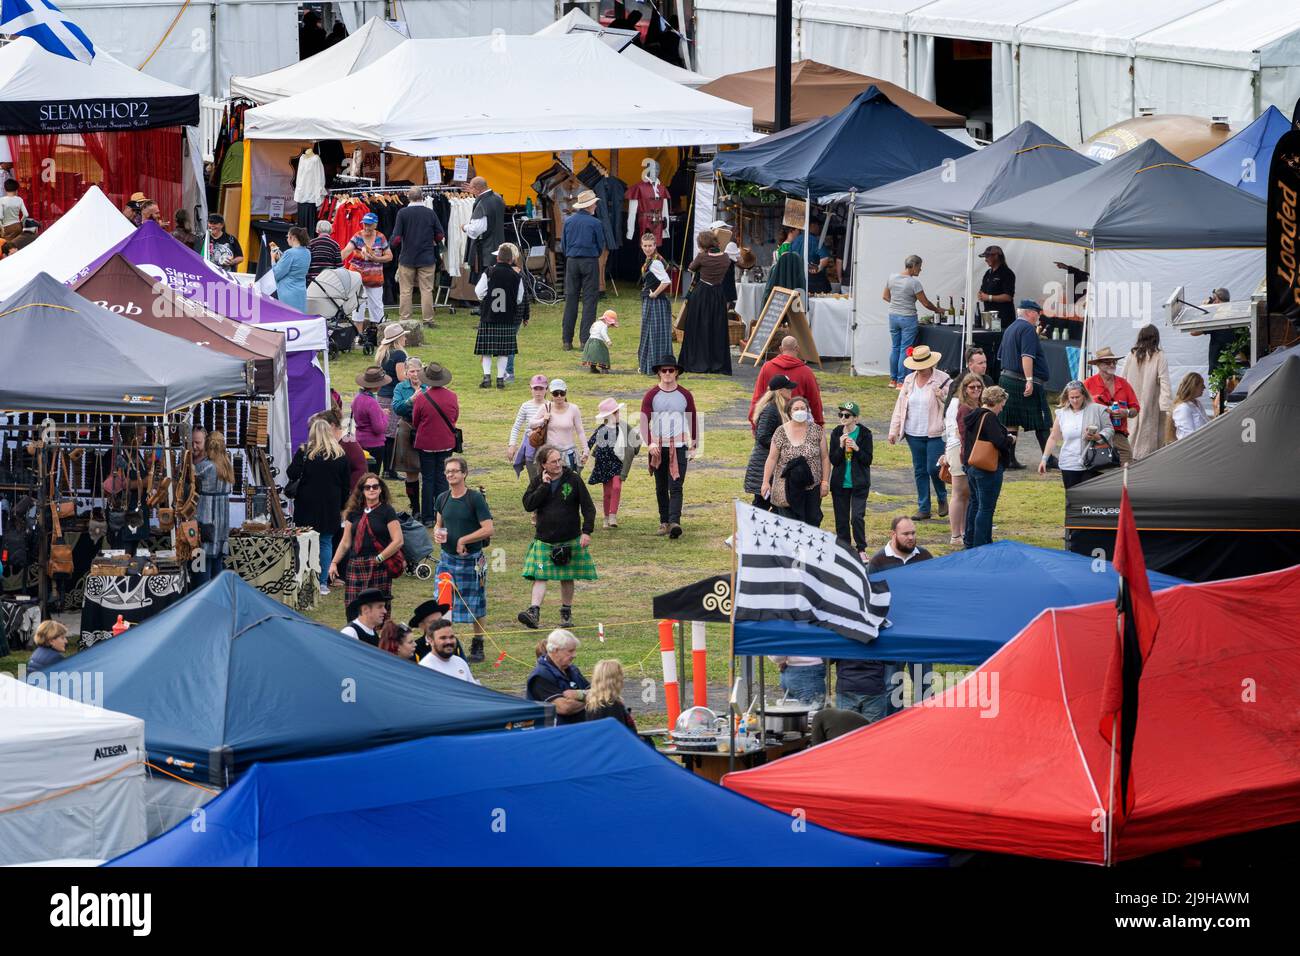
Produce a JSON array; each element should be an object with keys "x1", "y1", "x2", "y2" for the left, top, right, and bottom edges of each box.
[{"x1": 319, "y1": 584, "x2": 330, "y2": 596}]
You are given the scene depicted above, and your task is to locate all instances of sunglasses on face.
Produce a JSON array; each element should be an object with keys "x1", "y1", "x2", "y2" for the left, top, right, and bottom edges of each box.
[
  {"x1": 552, "y1": 390, "x2": 566, "y2": 397},
  {"x1": 363, "y1": 483, "x2": 381, "y2": 490},
  {"x1": 837, "y1": 412, "x2": 854, "y2": 418}
]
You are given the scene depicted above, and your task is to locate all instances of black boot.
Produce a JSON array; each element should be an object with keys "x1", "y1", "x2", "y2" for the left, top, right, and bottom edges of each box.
[
  {"x1": 479, "y1": 374, "x2": 491, "y2": 389},
  {"x1": 468, "y1": 636, "x2": 485, "y2": 663},
  {"x1": 517, "y1": 606, "x2": 540, "y2": 629},
  {"x1": 496, "y1": 376, "x2": 505, "y2": 389},
  {"x1": 405, "y1": 480, "x2": 420, "y2": 516},
  {"x1": 382, "y1": 438, "x2": 397, "y2": 478},
  {"x1": 559, "y1": 605, "x2": 573, "y2": 628}
]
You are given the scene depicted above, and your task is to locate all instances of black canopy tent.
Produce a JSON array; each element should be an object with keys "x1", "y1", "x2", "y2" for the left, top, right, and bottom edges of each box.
[
  {"x1": 1066, "y1": 356, "x2": 1300, "y2": 581},
  {"x1": 0, "y1": 272, "x2": 251, "y2": 416}
]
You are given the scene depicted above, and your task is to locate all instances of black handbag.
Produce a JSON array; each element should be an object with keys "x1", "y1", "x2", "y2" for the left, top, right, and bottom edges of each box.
[
  {"x1": 283, "y1": 448, "x2": 302, "y2": 499},
  {"x1": 1082, "y1": 436, "x2": 1119, "y2": 470}
]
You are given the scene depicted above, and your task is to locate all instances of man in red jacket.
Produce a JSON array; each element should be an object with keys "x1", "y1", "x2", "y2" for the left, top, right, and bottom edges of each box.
[
  {"x1": 411, "y1": 362, "x2": 460, "y2": 526},
  {"x1": 748, "y1": 336, "x2": 824, "y2": 429}
]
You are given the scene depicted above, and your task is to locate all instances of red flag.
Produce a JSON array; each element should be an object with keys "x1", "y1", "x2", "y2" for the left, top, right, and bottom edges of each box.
[{"x1": 1099, "y1": 483, "x2": 1160, "y2": 828}]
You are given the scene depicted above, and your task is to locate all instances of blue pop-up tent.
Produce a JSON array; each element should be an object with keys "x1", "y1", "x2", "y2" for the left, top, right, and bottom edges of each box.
[
  {"x1": 105, "y1": 720, "x2": 947, "y2": 866},
  {"x1": 732, "y1": 542, "x2": 1185, "y2": 663},
  {"x1": 1193, "y1": 105, "x2": 1292, "y2": 199},
  {"x1": 713, "y1": 86, "x2": 973, "y2": 201},
  {"x1": 40, "y1": 573, "x2": 546, "y2": 784}
]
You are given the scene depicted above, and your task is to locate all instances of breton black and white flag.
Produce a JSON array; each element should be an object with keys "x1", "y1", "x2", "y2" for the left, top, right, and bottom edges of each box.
[{"x1": 733, "y1": 501, "x2": 890, "y2": 643}]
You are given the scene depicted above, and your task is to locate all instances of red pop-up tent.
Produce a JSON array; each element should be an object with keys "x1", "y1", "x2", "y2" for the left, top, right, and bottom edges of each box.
[{"x1": 724, "y1": 565, "x2": 1300, "y2": 864}]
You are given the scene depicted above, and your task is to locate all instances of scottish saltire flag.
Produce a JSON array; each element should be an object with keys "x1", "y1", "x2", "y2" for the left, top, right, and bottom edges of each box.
[
  {"x1": 1, "y1": 0, "x2": 95, "y2": 64},
  {"x1": 734, "y1": 501, "x2": 890, "y2": 643}
]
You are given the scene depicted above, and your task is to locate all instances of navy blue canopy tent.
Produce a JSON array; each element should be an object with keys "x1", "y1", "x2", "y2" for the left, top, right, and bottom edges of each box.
[
  {"x1": 40, "y1": 573, "x2": 546, "y2": 783},
  {"x1": 1193, "y1": 105, "x2": 1292, "y2": 200},
  {"x1": 106, "y1": 720, "x2": 947, "y2": 866},
  {"x1": 1229, "y1": 341, "x2": 1300, "y2": 401},
  {"x1": 732, "y1": 542, "x2": 1185, "y2": 663},
  {"x1": 855, "y1": 121, "x2": 1096, "y2": 226},
  {"x1": 713, "y1": 86, "x2": 972, "y2": 201}
]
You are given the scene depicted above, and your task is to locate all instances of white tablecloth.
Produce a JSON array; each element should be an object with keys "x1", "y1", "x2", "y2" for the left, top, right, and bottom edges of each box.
[{"x1": 735, "y1": 283, "x2": 852, "y2": 359}]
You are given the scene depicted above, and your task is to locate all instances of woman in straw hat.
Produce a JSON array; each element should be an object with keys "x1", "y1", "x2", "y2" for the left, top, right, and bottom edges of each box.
[
  {"x1": 888, "y1": 344, "x2": 951, "y2": 521},
  {"x1": 586, "y1": 398, "x2": 640, "y2": 528},
  {"x1": 351, "y1": 366, "x2": 391, "y2": 475}
]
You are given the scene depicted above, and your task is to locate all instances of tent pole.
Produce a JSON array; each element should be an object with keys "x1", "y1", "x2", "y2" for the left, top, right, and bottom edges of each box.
[
  {"x1": 1080, "y1": 243, "x2": 1094, "y2": 380},
  {"x1": 964, "y1": 226, "x2": 976, "y2": 348},
  {"x1": 36, "y1": 441, "x2": 49, "y2": 621},
  {"x1": 803, "y1": 190, "x2": 811, "y2": 313},
  {"x1": 728, "y1": 499, "x2": 738, "y2": 774},
  {"x1": 846, "y1": 190, "x2": 857, "y2": 374},
  {"x1": 163, "y1": 415, "x2": 176, "y2": 551},
  {"x1": 380, "y1": 143, "x2": 387, "y2": 188},
  {"x1": 237, "y1": 138, "x2": 253, "y2": 274},
  {"x1": 322, "y1": 346, "x2": 332, "y2": 410}
]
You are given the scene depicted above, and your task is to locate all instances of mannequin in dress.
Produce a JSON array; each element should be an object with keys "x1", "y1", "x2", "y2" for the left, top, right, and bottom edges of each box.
[{"x1": 626, "y1": 158, "x2": 672, "y2": 247}]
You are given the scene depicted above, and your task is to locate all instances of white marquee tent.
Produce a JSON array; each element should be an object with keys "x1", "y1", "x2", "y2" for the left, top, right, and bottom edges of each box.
[
  {"x1": 537, "y1": 7, "x2": 715, "y2": 87},
  {"x1": 0, "y1": 186, "x2": 133, "y2": 299},
  {"x1": 694, "y1": 0, "x2": 1300, "y2": 141},
  {"x1": 244, "y1": 34, "x2": 759, "y2": 155},
  {"x1": 228, "y1": 16, "x2": 409, "y2": 103},
  {"x1": 57, "y1": 1, "x2": 556, "y2": 97},
  {"x1": 0, "y1": 675, "x2": 147, "y2": 866}
]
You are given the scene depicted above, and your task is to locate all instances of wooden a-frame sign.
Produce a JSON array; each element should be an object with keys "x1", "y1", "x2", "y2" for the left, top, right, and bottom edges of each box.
[{"x1": 740, "y1": 286, "x2": 821, "y2": 367}]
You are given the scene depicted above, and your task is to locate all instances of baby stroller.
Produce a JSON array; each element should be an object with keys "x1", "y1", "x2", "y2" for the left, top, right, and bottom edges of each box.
[
  {"x1": 309, "y1": 268, "x2": 363, "y2": 359},
  {"x1": 398, "y1": 512, "x2": 436, "y2": 580}
]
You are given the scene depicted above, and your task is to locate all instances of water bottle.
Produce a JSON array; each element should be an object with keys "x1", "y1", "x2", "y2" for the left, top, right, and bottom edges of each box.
[{"x1": 525, "y1": 197, "x2": 534, "y2": 218}]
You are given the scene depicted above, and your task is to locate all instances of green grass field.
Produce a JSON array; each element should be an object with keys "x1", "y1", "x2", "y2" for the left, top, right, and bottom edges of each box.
[{"x1": 1, "y1": 286, "x2": 1067, "y2": 720}]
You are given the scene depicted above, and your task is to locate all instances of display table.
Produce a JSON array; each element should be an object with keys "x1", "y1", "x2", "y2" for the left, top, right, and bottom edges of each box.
[
  {"x1": 80, "y1": 569, "x2": 187, "y2": 649},
  {"x1": 659, "y1": 736, "x2": 809, "y2": 785},
  {"x1": 914, "y1": 325, "x2": 1079, "y2": 391},
  {"x1": 226, "y1": 529, "x2": 320, "y2": 612},
  {"x1": 736, "y1": 283, "x2": 852, "y2": 359}
]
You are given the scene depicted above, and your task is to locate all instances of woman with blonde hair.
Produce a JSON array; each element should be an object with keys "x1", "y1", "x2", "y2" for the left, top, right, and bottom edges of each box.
[
  {"x1": 27, "y1": 620, "x2": 68, "y2": 673},
  {"x1": 584, "y1": 659, "x2": 638, "y2": 733},
  {"x1": 288, "y1": 417, "x2": 353, "y2": 595},
  {"x1": 1169, "y1": 372, "x2": 1210, "y2": 441},
  {"x1": 389, "y1": 356, "x2": 426, "y2": 514},
  {"x1": 194, "y1": 431, "x2": 234, "y2": 584}
]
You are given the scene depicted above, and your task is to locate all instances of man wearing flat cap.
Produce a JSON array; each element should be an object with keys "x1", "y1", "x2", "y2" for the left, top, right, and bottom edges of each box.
[{"x1": 995, "y1": 299, "x2": 1052, "y2": 469}]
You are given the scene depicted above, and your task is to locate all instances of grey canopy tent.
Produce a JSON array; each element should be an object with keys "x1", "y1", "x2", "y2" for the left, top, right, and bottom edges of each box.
[
  {"x1": 855, "y1": 121, "x2": 1097, "y2": 227},
  {"x1": 0, "y1": 273, "x2": 251, "y2": 415},
  {"x1": 969, "y1": 137, "x2": 1265, "y2": 249},
  {"x1": 1066, "y1": 356, "x2": 1300, "y2": 582}
]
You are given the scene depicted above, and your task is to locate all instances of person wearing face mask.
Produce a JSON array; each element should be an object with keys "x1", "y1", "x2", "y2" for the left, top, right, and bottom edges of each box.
[{"x1": 760, "y1": 395, "x2": 831, "y2": 527}]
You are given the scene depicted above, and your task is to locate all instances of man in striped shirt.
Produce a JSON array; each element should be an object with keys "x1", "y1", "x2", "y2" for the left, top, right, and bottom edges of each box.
[{"x1": 307, "y1": 220, "x2": 342, "y2": 282}]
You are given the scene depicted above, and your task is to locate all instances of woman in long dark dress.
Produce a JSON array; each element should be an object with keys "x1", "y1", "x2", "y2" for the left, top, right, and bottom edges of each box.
[
  {"x1": 637, "y1": 233, "x2": 673, "y2": 375},
  {"x1": 677, "y1": 230, "x2": 732, "y2": 376}
]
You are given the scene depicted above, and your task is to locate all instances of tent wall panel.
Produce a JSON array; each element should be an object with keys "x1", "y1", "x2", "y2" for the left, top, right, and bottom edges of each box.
[
  {"x1": 62, "y1": 1, "x2": 216, "y2": 95},
  {"x1": 400, "y1": 0, "x2": 554, "y2": 39},
  {"x1": 1133, "y1": 59, "x2": 1255, "y2": 124},
  {"x1": 799, "y1": 21, "x2": 908, "y2": 86},
  {"x1": 1016, "y1": 46, "x2": 1082, "y2": 145},
  {"x1": 216, "y1": 2, "x2": 299, "y2": 99},
  {"x1": 990, "y1": 41, "x2": 1018, "y2": 139},
  {"x1": 1260, "y1": 67, "x2": 1300, "y2": 121},
  {"x1": 696, "y1": 0, "x2": 792, "y2": 76},
  {"x1": 1091, "y1": 246, "x2": 1262, "y2": 384},
  {"x1": 336, "y1": 1, "x2": 386, "y2": 32}
]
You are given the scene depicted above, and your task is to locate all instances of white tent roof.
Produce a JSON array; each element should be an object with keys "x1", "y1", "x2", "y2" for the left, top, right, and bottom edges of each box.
[
  {"x1": 536, "y1": 7, "x2": 639, "y2": 49},
  {"x1": 0, "y1": 675, "x2": 147, "y2": 866},
  {"x1": 0, "y1": 36, "x2": 197, "y2": 101},
  {"x1": 536, "y1": 8, "x2": 714, "y2": 87},
  {"x1": 245, "y1": 34, "x2": 759, "y2": 155},
  {"x1": 798, "y1": 0, "x2": 933, "y2": 31},
  {"x1": 1134, "y1": 0, "x2": 1300, "y2": 69},
  {"x1": 228, "y1": 17, "x2": 409, "y2": 104},
  {"x1": 907, "y1": 0, "x2": 1078, "y2": 42},
  {"x1": 0, "y1": 186, "x2": 133, "y2": 299},
  {"x1": 1018, "y1": 0, "x2": 1224, "y2": 55}
]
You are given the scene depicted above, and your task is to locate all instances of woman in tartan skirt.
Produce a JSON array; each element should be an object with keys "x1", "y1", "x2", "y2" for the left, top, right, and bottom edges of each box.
[
  {"x1": 474, "y1": 242, "x2": 523, "y2": 389},
  {"x1": 517, "y1": 444, "x2": 597, "y2": 631},
  {"x1": 328, "y1": 474, "x2": 405, "y2": 609},
  {"x1": 637, "y1": 233, "x2": 673, "y2": 375}
]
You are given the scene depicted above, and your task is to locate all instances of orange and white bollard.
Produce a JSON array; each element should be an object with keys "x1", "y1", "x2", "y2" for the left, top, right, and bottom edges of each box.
[
  {"x1": 659, "y1": 619, "x2": 680, "y2": 728},
  {"x1": 691, "y1": 621, "x2": 708, "y2": 708}
]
